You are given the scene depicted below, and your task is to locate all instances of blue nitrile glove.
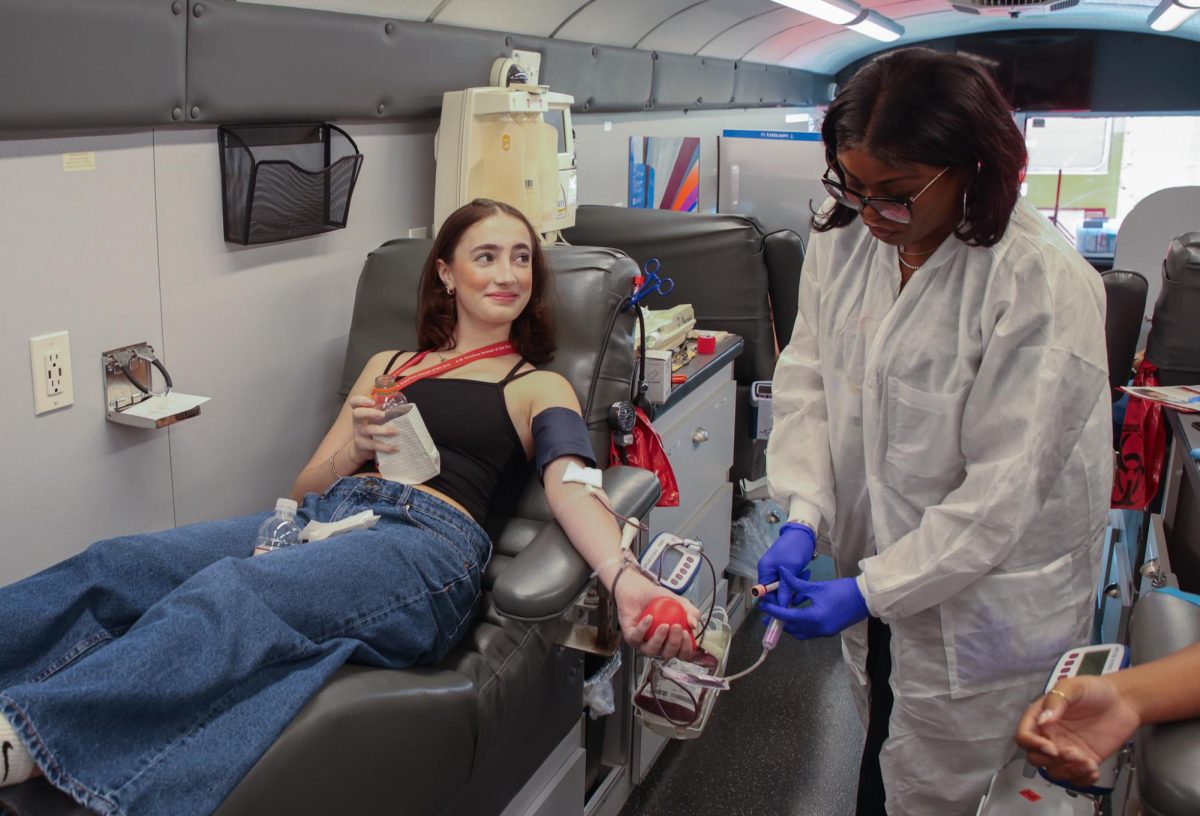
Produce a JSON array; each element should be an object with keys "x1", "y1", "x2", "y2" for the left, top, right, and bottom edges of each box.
[
  {"x1": 757, "y1": 522, "x2": 816, "y2": 611},
  {"x1": 758, "y1": 568, "x2": 869, "y2": 640}
]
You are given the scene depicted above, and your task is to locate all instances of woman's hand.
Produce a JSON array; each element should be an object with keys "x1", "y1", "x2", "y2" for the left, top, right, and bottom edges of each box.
[
  {"x1": 1016, "y1": 677, "x2": 1139, "y2": 788},
  {"x1": 613, "y1": 570, "x2": 701, "y2": 661},
  {"x1": 346, "y1": 394, "x2": 399, "y2": 465}
]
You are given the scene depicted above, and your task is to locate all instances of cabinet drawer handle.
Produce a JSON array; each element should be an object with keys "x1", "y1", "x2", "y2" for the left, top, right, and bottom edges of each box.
[{"x1": 692, "y1": 428, "x2": 710, "y2": 445}]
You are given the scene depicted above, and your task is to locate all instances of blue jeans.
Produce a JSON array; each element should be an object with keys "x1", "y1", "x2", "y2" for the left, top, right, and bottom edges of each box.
[{"x1": 0, "y1": 478, "x2": 490, "y2": 816}]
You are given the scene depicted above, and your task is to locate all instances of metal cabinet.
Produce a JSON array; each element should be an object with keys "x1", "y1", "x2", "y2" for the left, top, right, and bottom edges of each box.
[{"x1": 633, "y1": 350, "x2": 737, "y2": 784}]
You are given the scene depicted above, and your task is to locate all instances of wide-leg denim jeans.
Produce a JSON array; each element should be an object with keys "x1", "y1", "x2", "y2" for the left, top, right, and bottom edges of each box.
[{"x1": 0, "y1": 477, "x2": 490, "y2": 816}]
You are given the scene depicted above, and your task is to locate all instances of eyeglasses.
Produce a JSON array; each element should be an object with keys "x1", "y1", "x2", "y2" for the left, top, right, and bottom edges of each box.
[{"x1": 821, "y1": 166, "x2": 951, "y2": 225}]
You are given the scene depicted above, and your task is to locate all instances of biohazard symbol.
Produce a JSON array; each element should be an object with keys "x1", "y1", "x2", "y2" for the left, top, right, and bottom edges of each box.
[{"x1": 1112, "y1": 424, "x2": 1145, "y2": 508}]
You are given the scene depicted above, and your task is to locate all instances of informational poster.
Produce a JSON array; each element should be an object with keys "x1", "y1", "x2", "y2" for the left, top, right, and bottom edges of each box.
[{"x1": 628, "y1": 136, "x2": 700, "y2": 211}]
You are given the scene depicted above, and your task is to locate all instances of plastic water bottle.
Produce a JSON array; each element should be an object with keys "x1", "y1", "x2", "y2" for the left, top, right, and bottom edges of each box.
[
  {"x1": 253, "y1": 498, "x2": 302, "y2": 556},
  {"x1": 372, "y1": 374, "x2": 407, "y2": 419}
]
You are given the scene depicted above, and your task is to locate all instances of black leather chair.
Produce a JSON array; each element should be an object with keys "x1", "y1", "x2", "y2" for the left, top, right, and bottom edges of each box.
[
  {"x1": 1129, "y1": 590, "x2": 1200, "y2": 815},
  {"x1": 0, "y1": 241, "x2": 659, "y2": 816},
  {"x1": 1101, "y1": 269, "x2": 1149, "y2": 401},
  {"x1": 213, "y1": 241, "x2": 659, "y2": 816},
  {"x1": 563, "y1": 206, "x2": 806, "y2": 486},
  {"x1": 1146, "y1": 231, "x2": 1200, "y2": 387}
]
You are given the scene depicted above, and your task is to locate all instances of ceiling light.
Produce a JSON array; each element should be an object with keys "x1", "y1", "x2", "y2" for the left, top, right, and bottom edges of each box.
[
  {"x1": 772, "y1": 0, "x2": 862, "y2": 26},
  {"x1": 847, "y1": 10, "x2": 906, "y2": 41},
  {"x1": 1148, "y1": 0, "x2": 1200, "y2": 31}
]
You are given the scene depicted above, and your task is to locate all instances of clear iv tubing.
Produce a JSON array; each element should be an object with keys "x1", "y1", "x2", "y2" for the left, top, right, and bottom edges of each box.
[{"x1": 719, "y1": 618, "x2": 783, "y2": 683}]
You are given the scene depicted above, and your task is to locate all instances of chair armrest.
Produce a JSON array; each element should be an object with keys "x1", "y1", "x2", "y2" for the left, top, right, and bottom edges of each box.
[
  {"x1": 492, "y1": 466, "x2": 661, "y2": 621},
  {"x1": 1131, "y1": 590, "x2": 1200, "y2": 816}
]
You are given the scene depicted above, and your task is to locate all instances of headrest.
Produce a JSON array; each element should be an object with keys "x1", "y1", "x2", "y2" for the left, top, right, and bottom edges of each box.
[
  {"x1": 564, "y1": 206, "x2": 776, "y2": 384},
  {"x1": 1164, "y1": 231, "x2": 1200, "y2": 283},
  {"x1": 1147, "y1": 230, "x2": 1200, "y2": 384}
]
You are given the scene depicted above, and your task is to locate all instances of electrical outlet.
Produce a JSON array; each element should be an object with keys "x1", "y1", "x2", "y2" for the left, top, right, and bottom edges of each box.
[{"x1": 30, "y1": 331, "x2": 74, "y2": 415}]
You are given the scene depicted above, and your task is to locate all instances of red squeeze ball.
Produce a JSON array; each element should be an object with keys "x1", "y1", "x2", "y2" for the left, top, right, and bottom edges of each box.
[{"x1": 640, "y1": 596, "x2": 696, "y2": 650}]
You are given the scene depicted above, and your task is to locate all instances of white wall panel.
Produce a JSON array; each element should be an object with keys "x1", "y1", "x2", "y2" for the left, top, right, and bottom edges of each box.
[
  {"x1": 434, "y1": 0, "x2": 588, "y2": 36},
  {"x1": 0, "y1": 132, "x2": 173, "y2": 583},
  {"x1": 742, "y1": 21, "x2": 836, "y2": 66},
  {"x1": 557, "y1": 0, "x2": 704, "y2": 47},
  {"x1": 698, "y1": 7, "x2": 804, "y2": 59},
  {"x1": 153, "y1": 122, "x2": 437, "y2": 527},
  {"x1": 636, "y1": 1, "x2": 777, "y2": 54}
]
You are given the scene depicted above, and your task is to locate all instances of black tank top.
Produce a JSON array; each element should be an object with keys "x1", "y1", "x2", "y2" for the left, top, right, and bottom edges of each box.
[{"x1": 364, "y1": 352, "x2": 534, "y2": 523}]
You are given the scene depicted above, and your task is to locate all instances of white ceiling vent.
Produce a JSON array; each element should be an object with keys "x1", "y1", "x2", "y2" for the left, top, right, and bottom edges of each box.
[{"x1": 951, "y1": 0, "x2": 1080, "y2": 15}]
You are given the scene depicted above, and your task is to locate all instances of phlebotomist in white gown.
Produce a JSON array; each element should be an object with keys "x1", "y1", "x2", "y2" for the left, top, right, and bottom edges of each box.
[{"x1": 756, "y1": 48, "x2": 1113, "y2": 815}]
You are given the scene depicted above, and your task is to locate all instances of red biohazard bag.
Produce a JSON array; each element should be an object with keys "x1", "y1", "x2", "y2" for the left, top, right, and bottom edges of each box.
[
  {"x1": 609, "y1": 407, "x2": 680, "y2": 507},
  {"x1": 1112, "y1": 361, "x2": 1167, "y2": 510}
]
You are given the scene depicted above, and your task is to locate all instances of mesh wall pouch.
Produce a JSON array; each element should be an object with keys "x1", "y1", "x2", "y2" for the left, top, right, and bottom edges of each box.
[{"x1": 218, "y1": 123, "x2": 363, "y2": 245}]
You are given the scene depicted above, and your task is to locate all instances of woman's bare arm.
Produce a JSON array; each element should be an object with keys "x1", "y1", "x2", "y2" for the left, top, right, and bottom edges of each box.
[{"x1": 290, "y1": 351, "x2": 410, "y2": 501}]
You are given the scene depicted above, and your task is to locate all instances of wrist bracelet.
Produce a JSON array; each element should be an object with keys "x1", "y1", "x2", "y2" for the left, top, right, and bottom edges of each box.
[{"x1": 328, "y1": 447, "x2": 346, "y2": 481}]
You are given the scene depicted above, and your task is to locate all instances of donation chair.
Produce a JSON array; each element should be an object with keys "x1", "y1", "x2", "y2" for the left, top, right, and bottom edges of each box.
[
  {"x1": 0, "y1": 242, "x2": 658, "y2": 816},
  {"x1": 1145, "y1": 231, "x2": 1200, "y2": 387},
  {"x1": 1128, "y1": 590, "x2": 1200, "y2": 815},
  {"x1": 215, "y1": 241, "x2": 658, "y2": 816},
  {"x1": 1101, "y1": 269, "x2": 1149, "y2": 401},
  {"x1": 563, "y1": 206, "x2": 805, "y2": 486}
]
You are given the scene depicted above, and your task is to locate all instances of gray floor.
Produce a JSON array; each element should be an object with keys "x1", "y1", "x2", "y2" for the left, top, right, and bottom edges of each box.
[{"x1": 620, "y1": 557, "x2": 865, "y2": 816}]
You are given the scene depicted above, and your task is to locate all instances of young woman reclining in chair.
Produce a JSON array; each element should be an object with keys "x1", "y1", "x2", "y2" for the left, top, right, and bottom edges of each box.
[{"x1": 0, "y1": 198, "x2": 699, "y2": 816}]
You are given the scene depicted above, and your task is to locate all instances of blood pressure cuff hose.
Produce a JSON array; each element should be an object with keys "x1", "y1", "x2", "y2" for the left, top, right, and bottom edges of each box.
[{"x1": 532, "y1": 407, "x2": 597, "y2": 482}]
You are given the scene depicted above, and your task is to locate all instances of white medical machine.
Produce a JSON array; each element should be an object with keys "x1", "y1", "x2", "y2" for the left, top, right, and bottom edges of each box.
[
  {"x1": 433, "y1": 60, "x2": 577, "y2": 237},
  {"x1": 640, "y1": 532, "x2": 704, "y2": 595}
]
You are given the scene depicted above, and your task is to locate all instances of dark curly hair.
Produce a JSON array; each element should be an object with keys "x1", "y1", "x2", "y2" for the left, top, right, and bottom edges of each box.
[
  {"x1": 813, "y1": 47, "x2": 1028, "y2": 247},
  {"x1": 416, "y1": 198, "x2": 555, "y2": 364}
]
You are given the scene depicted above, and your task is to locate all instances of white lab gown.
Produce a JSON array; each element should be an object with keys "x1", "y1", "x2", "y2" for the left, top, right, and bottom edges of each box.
[{"x1": 767, "y1": 197, "x2": 1112, "y2": 815}]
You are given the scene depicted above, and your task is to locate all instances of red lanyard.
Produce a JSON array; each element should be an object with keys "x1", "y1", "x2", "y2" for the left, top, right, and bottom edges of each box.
[{"x1": 389, "y1": 341, "x2": 516, "y2": 390}]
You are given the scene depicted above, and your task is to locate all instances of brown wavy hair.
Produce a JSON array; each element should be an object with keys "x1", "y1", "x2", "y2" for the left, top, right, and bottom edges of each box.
[
  {"x1": 416, "y1": 199, "x2": 555, "y2": 364},
  {"x1": 813, "y1": 47, "x2": 1027, "y2": 247}
]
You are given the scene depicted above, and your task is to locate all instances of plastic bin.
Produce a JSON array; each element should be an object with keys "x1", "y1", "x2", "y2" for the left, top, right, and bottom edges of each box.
[
  {"x1": 218, "y1": 123, "x2": 363, "y2": 245},
  {"x1": 1075, "y1": 218, "x2": 1117, "y2": 255}
]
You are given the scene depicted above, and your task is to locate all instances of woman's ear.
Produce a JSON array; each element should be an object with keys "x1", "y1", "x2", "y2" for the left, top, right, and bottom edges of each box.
[{"x1": 435, "y1": 258, "x2": 451, "y2": 289}]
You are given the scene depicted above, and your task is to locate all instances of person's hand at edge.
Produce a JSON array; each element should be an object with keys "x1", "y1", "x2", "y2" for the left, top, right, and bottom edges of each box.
[{"x1": 1016, "y1": 677, "x2": 1138, "y2": 788}]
